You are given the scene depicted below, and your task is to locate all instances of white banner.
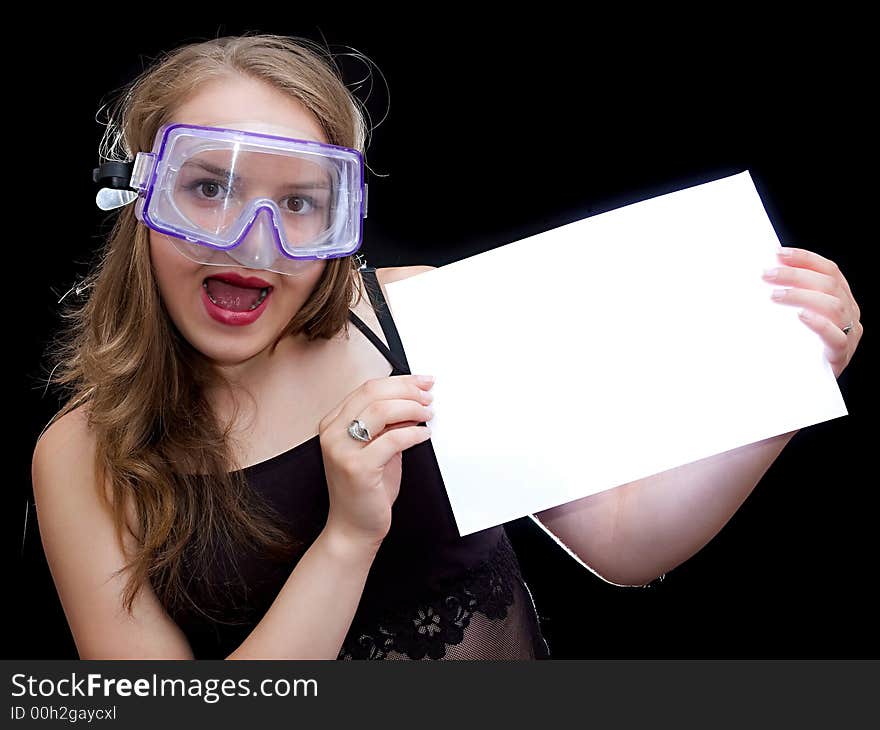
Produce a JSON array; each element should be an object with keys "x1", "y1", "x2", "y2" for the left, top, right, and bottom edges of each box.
[{"x1": 384, "y1": 171, "x2": 848, "y2": 536}]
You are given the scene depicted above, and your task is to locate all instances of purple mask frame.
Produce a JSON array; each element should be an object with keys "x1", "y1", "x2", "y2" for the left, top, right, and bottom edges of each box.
[{"x1": 130, "y1": 123, "x2": 368, "y2": 266}]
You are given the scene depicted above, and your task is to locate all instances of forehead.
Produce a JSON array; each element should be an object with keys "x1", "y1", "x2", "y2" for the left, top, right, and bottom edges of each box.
[{"x1": 169, "y1": 74, "x2": 327, "y2": 144}]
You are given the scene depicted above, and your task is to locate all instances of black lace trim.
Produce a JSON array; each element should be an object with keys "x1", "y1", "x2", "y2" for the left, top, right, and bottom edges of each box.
[{"x1": 337, "y1": 534, "x2": 520, "y2": 660}]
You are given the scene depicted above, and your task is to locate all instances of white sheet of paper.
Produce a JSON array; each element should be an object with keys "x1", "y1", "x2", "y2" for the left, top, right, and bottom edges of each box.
[{"x1": 383, "y1": 170, "x2": 848, "y2": 537}]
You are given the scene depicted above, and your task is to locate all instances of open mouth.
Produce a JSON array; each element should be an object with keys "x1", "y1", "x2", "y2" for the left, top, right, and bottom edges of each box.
[{"x1": 202, "y1": 277, "x2": 273, "y2": 312}]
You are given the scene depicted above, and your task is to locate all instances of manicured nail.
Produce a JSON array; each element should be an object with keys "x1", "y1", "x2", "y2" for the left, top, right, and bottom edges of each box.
[
  {"x1": 771, "y1": 289, "x2": 787, "y2": 300},
  {"x1": 417, "y1": 374, "x2": 435, "y2": 384},
  {"x1": 778, "y1": 248, "x2": 794, "y2": 258},
  {"x1": 763, "y1": 268, "x2": 779, "y2": 279}
]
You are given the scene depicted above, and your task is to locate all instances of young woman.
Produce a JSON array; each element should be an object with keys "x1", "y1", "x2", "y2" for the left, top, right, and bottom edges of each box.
[{"x1": 31, "y1": 34, "x2": 863, "y2": 660}]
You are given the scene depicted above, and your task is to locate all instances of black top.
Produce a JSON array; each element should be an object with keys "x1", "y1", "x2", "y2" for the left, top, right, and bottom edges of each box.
[{"x1": 171, "y1": 266, "x2": 551, "y2": 660}]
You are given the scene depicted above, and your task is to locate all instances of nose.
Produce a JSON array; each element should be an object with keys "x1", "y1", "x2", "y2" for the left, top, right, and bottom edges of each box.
[{"x1": 227, "y1": 206, "x2": 282, "y2": 270}]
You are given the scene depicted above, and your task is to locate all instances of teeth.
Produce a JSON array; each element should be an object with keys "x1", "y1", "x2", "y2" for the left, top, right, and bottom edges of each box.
[
  {"x1": 248, "y1": 287, "x2": 270, "y2": 310},
  {"x1": 202, "y1": 281, "x2": 270, "y2": 310},
  {"x1": 202, "y1": 280, "x2": 218, "y2": 305}
]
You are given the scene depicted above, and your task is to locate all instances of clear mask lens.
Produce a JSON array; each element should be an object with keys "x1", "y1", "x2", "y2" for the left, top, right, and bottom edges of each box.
[{"x1": 133, "y1": 124, "x2": 366, "y2": 276}]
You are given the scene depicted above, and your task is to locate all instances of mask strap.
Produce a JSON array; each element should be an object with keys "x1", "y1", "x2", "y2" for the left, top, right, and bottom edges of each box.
[{"x1": 93, "y1": 160, "x2": 137, "y2": 211}]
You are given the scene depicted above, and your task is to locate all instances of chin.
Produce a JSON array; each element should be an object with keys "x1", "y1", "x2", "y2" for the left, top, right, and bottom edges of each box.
[
  {"x1": 182, "y1": 320, "x2": 266, "y2": 357},
  {"x1": 200, "y1": 341, "x2": 267, "y2": 366}
]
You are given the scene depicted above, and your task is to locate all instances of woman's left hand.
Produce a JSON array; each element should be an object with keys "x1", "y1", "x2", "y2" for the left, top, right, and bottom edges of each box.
[{"x1": 762, "y1": 246, "x2": 863, "y2": 379}]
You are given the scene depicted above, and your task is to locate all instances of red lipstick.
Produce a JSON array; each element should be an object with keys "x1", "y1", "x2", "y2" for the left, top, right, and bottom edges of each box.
[
  {"x1": 205, "y1": 271, "x2": 273, "y2": 289},
  {"x1": 201, "y1": 284, "x2": 272, "y2": 326}
]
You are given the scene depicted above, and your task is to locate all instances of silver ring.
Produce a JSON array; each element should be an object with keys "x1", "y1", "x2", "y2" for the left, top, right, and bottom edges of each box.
[
  {"x1": 842, "y1": 320, "x2": 854, "y2": 335},
  {"x1": 347, "y1": 418, "x2": 372, "y2": 442}
]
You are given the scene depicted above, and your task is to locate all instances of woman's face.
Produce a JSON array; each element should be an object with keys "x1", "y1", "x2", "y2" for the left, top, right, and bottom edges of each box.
[{"x1": 149, "y1": 74, "x2": 330, "y2": 371}]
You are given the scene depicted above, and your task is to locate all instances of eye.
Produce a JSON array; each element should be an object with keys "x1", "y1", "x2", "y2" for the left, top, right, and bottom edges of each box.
[
  {"x1": 195, "y1": 180, "x2": 227, "y2": 199},
  {"x1": 182, "y1": 179, "x2": 230, "y2": 200},
  {"x1": 283, "y1": 195, "x2": 317, "y2": 215}
]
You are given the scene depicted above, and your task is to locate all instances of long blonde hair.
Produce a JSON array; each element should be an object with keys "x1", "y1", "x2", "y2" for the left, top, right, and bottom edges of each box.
[{"x1": 39, "y1": 33, "x2": 377, "y2": 624}]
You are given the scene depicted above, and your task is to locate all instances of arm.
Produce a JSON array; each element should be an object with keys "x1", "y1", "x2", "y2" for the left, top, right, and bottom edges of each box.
[
  {"x1": 33, "y1": 408, "x2": 379, "y2": 660},
  {"x1": 32, "y1": 409, "x2": 196, "y2": 659},
  {"x1": 535, "y1": 245, "x2": 864, "y2": 585},
  {"x1": 392, "y1": 264, "x2": 799, "y2": 586},
  {"x1": 407, "y1": 250, "x2": 858, "y2": 587},
  {"x1": 535, "y1": 429, "x2": 799, "y2": 586},
  {"x1": 227, "y1": 527, "x2": 377, "y2": 660}
]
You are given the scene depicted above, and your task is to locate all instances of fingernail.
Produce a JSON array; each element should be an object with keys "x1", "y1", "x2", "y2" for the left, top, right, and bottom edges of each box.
[
  {"x1": 771, "y1": 288, "x2": 787, "y2": 300},
  {"x1": 778, "y1": 248, "x2": 794, "y2": 258},
  {"x1": 417, "y1": 374, "x2": 435, "y2": 385},
  {"x1": 763, "y1": 267, "x2": 779, "y2": 279}
]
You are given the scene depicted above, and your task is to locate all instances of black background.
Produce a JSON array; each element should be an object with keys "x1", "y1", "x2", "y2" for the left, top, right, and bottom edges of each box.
[{"x1": 11, "y1": 19, "x2": 875, "y2": 659}]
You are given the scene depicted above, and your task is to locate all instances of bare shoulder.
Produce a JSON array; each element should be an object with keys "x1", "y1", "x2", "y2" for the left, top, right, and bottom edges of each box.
[
  {"x1": 33, "y1": 404, "x2": 140, "y2": 536},
  {"x1": 33, "y1": 406, "x2": 96, "y2": 493},
  {"x1": 35, "y1": 404, "x2": 92, "y2": 448},
  {"x1": 33, "y1": 406, "x2": 117, "y2": 505},
  {"x1": 372, "y1": 266, "x2": 437, "y2": 304},
  {"x1": 375, "y1": 265, "x2": 437, "y2": 285},
  {"x1": 31, "y1": 404, "x2": 193, "y2": 658}
]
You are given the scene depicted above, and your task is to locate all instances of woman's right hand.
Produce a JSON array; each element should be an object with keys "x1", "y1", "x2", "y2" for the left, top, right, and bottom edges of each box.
[{"x1": 318, "y1": 374, "x2": 435, "y2": 551}]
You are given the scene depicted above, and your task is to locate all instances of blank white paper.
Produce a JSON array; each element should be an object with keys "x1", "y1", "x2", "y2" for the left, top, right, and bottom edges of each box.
[{"x1": 383, "y1": 170, "x2": 848, "y2": 536}]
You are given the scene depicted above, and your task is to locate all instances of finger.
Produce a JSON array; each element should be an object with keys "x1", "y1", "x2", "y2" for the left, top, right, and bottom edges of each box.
[
  {"x1": 363, "y1": 423, "x2": 433, "y2": 464},
  {"x1": 769, "y1": 287, "x2": 850, "y2": 328},
  {"x1": 777, "y1": 246, "x2": 842, "y2": 277},
  {"x1": 777, "y1": 246, "x2": 861, "y2": 316},
  {"x1": 320, "y1": 374, "x2": 432, "y2": 434},
  {"x1": 836, "y1": 273, "x2": 861, "y2": 322},
  {"x1": 353, "y1": 398, "x2": 434, "y2": 441},
  {"x1": 762, "y1": 264, "x2": 838, "y2": 296},
  {"x1": 797, "y1": 309, "x2": 850, "y2": 374}
]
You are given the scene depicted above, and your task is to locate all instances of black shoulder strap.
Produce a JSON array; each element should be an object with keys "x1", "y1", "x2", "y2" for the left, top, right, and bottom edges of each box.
[{"x1": 348, "y1": 266, "x2": 411, "y2": 375}]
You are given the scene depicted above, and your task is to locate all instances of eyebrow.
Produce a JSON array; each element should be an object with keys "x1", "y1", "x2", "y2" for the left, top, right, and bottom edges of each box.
[{"x1": 182, "y1": 160, "x2": 331, "y2": 189}]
